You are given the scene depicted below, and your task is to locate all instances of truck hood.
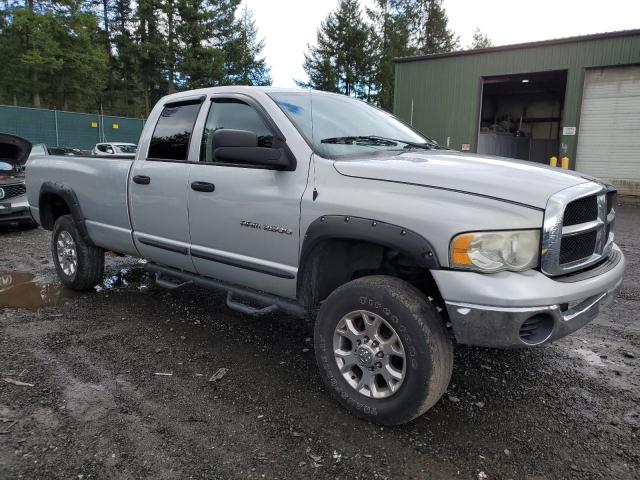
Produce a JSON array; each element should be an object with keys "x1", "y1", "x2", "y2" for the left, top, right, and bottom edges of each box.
[
  {"x1": 333, "y1": 150, "x2": 594, "y2": 209},
  {"x1": 0, "y1": 134, "x2": 31, "y2": 167}
]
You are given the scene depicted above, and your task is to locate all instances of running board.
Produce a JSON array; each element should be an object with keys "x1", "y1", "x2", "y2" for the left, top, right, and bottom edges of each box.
[
  {"x1": 226, "y1": 292, "x2": 278, "y2": 317},
  {"x1": 145, "y1": 263, "x2": 306, "y2": 319},
  {"x1": 154, "y1": 272, "x2": 192, "y2": 290}
]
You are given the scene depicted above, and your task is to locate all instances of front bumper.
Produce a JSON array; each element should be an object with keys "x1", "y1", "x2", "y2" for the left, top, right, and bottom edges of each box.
[
  {"x1": 434, "y1": 244, "x2": 625, "y2": 348},
  {"x1": 0, "y1": 196, "x2": 33, "y2": 224}
]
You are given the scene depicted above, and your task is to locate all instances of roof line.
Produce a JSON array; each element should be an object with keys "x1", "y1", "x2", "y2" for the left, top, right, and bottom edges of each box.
[{"x1": 394, "y1": 28, "x2": 640, "y2": 63}]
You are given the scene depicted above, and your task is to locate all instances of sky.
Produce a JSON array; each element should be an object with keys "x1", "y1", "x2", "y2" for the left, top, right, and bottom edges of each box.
[{"x1": 240, "y1": 0, "x2": 640, "y2": 88}]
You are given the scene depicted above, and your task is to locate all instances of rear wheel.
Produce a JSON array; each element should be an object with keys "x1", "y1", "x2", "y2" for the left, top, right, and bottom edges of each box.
[
  {"x1": 52, "y1": 215, "x2": 104, "y2": 290},
  {"x1": 314, "y1": 275, "x2": 453, "y2": 425}
]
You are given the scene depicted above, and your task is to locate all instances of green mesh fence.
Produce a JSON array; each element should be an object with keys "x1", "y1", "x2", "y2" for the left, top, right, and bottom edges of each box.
[{"x1": 0, "y1": 105, "x2": 145, "y2": 150}]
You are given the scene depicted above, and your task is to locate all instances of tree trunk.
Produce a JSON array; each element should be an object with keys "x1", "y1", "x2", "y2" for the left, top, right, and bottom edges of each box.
[
  {"x1": 102, "y1": 0, "x2": 111, "y2": 58},
  {"x1": 167, "y1": 1, "x2": 175, "y2": 94},
  {"x1": 31, "y1": 71, "x2": 40, "y2": 108}
]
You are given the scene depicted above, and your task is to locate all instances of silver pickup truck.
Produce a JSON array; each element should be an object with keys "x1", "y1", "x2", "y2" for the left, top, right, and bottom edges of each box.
[{"x1": 26, "y1": 86, "x2": 625, "y2": 425}]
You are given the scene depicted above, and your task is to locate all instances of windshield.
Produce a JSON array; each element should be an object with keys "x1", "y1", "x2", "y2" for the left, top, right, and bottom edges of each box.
[
  {"x1": 269, "y1": 92, "x2": 438, "y2": 158},
  {"x1": 115, "y1": 145, "x2": 137, "y2": 154}
]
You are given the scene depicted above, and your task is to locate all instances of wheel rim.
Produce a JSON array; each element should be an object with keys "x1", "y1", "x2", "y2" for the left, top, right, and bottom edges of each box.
[
  {"x1": 333, "y1": 309, "x2": 406, "y2": 399},
  {"x1": 56, "y1": 230, "x2": 78, "y2": 277}
]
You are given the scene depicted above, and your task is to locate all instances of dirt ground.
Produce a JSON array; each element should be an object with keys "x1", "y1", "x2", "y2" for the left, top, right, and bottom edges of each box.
[{"x1": 0, "y1": 205, "x2": 638, "y2": 480}]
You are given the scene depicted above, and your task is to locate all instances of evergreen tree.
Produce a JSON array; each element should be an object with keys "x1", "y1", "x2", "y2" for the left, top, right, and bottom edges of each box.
[
  {"x1": 163, "y1": 0, "x2": 179, "y2": 93},
  {"x1": 367, "y1": 0, "x2": 412, "y2": 110},
  {"x1": 469, "y1": 27, "x2": 492, "y2": 49},
  {"x1": 403, "y1": 0, "x2": 458, "y2": 55},
  {"x1": 299, "y1": 0, "x2": 372, "y2": 98},
  {"x1": 0, "y1": 0, "x2": 279, "y2": 116},
  {"x1": 88, "y1": 0, "x2": 113, "y2": 59},
  {"x1": 0, "y1": 0, "x2": 107, "y2": 110},
  {"x1": 135, "y1": 0, "x2": 167, "y2": 113},
  {"x1": 225, "y1": 5, "x2": 271, "y2": 86},
  {"x1": 176, "y1": 0, "x2": 238, "y2": 89},
  {"x1": 53, "y1": 3, "x2": 108, "y2": 111},
  {"x1": 110, "y1": 0, "x2": 144, "y2": 115}
]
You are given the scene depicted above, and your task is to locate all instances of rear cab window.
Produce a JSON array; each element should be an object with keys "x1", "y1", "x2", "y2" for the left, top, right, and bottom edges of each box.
[{"x1": 148, "y1": 99, "x2": 203, "y2": 161}]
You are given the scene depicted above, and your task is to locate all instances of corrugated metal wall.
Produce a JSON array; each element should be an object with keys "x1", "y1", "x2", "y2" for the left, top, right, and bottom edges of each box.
[
  {"x1": 575, "y1": 66, "x2": 640, "y2": 196},
  {"x1": 394, "y1": 32, "x2": 640, "y2": 170},
  {"x1": 0, "y1": 106, "x2": 145, "y2": 150}
]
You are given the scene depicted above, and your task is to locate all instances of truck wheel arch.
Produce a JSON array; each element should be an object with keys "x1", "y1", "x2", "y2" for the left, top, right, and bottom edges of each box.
[
  {"x1": 297, "y1": 215, "x2": 440, "y2": 308},
  {"x1": 38, "y1": 182, "x2": 95, "y2": 246}
]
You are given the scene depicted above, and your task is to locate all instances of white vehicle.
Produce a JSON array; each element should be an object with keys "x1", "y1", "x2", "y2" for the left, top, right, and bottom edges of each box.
[{"x1": 91, "y1": 142, "x2": 137, "y2": 157}]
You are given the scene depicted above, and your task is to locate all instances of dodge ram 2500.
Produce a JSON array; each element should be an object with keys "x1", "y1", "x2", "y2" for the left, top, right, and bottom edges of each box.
[{"x1": 26, "y1": 86, "x2": 626, "y2": 425}]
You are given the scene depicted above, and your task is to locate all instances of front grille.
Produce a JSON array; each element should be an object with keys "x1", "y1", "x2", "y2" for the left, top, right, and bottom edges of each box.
[
  {"x1": 563, "y1": 195, "x2": 598, "y2": 226},
  {"x1": 541, "y1": 184, "x2": 617, "y2": 276},
  {"x1": 0, "y1": 183, "x2": 26, "y2": 200},
  {"x1": 559, "y1": 231, "x2": 597, "y2": 264}
]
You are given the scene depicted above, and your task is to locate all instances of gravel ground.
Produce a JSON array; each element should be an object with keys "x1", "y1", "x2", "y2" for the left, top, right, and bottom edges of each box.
[{"x1": 0, "y1": 205, "x2": 638, "y2": 480}]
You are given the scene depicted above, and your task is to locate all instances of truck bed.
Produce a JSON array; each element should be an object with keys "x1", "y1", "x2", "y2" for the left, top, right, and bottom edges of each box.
[{"x1": 26, "y1": 155, "x2": 138, "y2": 255}]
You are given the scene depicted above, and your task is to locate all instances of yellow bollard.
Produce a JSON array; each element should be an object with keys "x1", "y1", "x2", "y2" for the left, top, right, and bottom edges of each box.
[
  {"x1": 561, "y1": 157, "x2": 569, "y2": 169},
  {"x1": 549, "y1": 156, "x2": 558, "y2": 167}
]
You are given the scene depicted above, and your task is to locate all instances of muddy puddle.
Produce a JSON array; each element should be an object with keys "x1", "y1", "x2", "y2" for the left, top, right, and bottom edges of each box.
[
  {"x1": 0, "y1": 272, "x2": 77, "y2": 310},
  {"x1": 0, "y1": 267, "x2": 151, "y2": 311}
]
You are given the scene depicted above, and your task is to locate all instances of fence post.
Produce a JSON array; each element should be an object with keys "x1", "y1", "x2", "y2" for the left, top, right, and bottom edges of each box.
[{"x1": 54, "y1": 109, "x2": 59, "y2": 146}]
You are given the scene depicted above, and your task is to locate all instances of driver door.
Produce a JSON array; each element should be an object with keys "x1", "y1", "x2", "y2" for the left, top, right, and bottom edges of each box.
[{"x1": 187, "y1": 94, "x2": 311, "y2": 299}]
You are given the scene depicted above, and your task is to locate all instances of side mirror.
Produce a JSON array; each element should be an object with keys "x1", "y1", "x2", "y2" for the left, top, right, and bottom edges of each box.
[
  {"x1": 0, "y1": 161, "x2": 13, "y2": 172},
  {"x1": 212, "y1": 129, "x2": 290, "y2": 169}
]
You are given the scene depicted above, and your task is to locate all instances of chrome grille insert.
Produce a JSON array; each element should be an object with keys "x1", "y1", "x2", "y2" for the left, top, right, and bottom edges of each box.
[
  {"x1": 0, "y1": 183, "x2": 26, "y2": 200},
  {"x1": 541, "y1": 182, "x2": 616, "y2": 276},
  {"x1": 562, "y1": 195, "x2": 598, "y2": 226}
]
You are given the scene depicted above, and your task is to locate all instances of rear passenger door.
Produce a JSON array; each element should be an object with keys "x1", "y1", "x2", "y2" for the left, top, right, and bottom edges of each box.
[
  {"x1": 129, "y1": 96, "x2": 204, "y2": 272},
  {"x1": 187, "y1": 94, "x2": 311, "y2": 299}
]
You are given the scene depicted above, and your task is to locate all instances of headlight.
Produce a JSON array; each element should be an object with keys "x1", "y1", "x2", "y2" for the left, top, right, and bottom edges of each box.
[{"x1": 450, "y1": 230, "x2": 540, "y2": 273}]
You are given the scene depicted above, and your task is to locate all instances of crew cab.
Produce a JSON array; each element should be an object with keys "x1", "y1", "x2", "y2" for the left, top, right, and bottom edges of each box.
[{"x1": 26, "y1": 87, "x2": 625, "y2": 425}]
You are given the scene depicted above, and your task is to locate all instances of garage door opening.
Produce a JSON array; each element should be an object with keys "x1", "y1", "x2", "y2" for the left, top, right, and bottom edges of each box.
[{"x1": 477, "y1": 70, "x2": 567, "y2": 164}]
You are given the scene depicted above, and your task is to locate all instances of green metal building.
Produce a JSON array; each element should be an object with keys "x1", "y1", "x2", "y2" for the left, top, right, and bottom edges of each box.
[{"x1": 393, "y1": 29, "x2": 640, "y2": 196}]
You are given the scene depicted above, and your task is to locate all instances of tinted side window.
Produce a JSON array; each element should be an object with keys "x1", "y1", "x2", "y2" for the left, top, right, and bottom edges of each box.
[
  {"x1": 148, "y1": 101, "x2": 202, "y2": 161},
  {"x1": 200, "y1": 99, "x2": 274, "y2": 163}
]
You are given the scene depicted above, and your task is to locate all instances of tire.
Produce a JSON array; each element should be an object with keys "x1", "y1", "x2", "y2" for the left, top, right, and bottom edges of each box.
[
  {"x1": 314, "y1": 275, "x2": 453, "y2": 425},
  {"x1": 52, "y1": 214, "x2": 104, "y2": 290}
]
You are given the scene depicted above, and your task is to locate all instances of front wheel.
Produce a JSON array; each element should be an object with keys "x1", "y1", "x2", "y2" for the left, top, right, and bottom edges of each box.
[
  {"x1": 314, "y1": 275, "x2": 453, "y2": 425},
  {"x1": 52, "y1": 215, "x2": 104, "y2": 290}
]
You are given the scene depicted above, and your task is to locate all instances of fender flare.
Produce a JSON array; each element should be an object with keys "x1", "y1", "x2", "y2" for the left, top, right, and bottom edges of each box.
[
  {"x1": 38, "y1": 181, "x2": 95, "y2": 246},
  {"x1": 298, "y1": 215, "x2": 440, "y2": 298}
]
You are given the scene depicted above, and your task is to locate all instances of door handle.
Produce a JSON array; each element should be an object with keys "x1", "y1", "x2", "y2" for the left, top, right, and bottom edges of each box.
[
  {"x1": 191, "y1": 181, "x2": 215, "y2": 192},
  {"x1": 133, "y1": 175, "x2": 151, "y2": 185}
]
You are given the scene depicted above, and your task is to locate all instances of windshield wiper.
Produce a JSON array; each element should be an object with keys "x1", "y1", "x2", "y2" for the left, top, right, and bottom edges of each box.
[{"x1": 320, "y1": 135, "x2": 438, "y2": 150}]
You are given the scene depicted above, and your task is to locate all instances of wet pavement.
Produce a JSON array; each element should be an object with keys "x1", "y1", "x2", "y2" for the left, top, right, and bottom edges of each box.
[{"x1": 0, "y1": 205, "x2": 639, "y2": 479}]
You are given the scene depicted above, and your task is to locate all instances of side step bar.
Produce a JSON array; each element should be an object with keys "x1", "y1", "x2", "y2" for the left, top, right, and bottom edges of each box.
[{"x1": 145, "y1": 263, "x2": 307, "y2": 319}]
